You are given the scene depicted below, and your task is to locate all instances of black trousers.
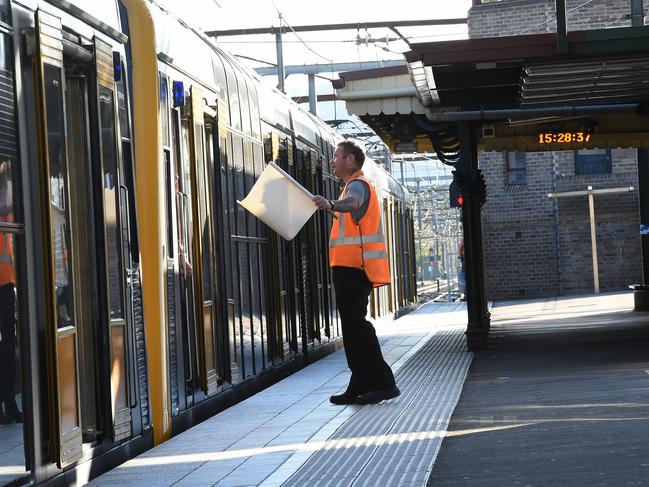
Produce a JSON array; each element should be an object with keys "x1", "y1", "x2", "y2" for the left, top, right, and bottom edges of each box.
[
  {"x1": 0, "y1": 283, "x2": 16, "y2": 404},
  {"x1": 332, "y1": 267, "x2": 396, "y2": 394}
]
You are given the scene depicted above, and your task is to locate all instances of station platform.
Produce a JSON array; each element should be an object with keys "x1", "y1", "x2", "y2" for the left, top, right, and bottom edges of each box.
[
  {"x1": 89, "y1": 291, "x2": 648, "y2": 486},
  {"x1": 429, "y1": 291, "x2": 649, "y2": 487},
  {"x1": 88, "y1": 301, "x2": 471, "y2": 487}
]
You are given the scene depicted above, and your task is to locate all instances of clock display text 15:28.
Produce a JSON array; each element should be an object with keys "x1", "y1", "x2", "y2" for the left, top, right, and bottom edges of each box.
[{"x1": 538, "y1": 132, "x2": 591, "y2": 143}]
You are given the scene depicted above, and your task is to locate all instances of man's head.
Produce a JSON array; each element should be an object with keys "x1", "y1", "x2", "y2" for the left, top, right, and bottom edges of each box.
[{"x1": 331, "y1": 140, "x2": 365, "y2": 180}]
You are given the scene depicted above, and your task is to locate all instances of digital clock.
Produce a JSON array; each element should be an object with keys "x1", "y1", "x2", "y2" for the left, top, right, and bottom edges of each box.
[{"x1": 538, "y1": 132, "x2": 591, "y2": 144}]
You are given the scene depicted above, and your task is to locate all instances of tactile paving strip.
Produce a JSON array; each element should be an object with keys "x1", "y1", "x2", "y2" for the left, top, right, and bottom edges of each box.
[{"x1": 283, "y1": 325, "x2": 472, "y2": 487}]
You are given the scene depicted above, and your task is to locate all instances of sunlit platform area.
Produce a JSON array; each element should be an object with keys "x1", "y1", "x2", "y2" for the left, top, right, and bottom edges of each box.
[
  {"x1": 429, "y1": 291, "x2": 649, "y2": 487},
  {"x1": 88, "y1": 301, "x2": 471, "y2": 487},
  {"x1": 88, "y1": 292, "x2": 646, "y2": 487}
]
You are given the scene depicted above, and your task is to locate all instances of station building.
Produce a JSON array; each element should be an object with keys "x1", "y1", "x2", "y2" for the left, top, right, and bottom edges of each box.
[
  {"x1": 464, "y1": 0, "x2": 648, "y2": 299},
  {"x1": 467, "y1": 0, "x2": 649, "y2": 299},
  {"x1": 334, "y1": 0, "x2": 649, "y2": 300}
]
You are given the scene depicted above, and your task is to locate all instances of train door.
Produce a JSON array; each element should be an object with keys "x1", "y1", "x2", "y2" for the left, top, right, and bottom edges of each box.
[
  {"x1": 64, "y1": 58, "x2": 99, "y2": 443},
  {"x1": 310, "y1": 148, "x2": 328, "y2": 343},
  {"x1": 278, "y1": 137, "x2": 301, "y2": 354},
  {"x1": 93, "y1": 38, "x2": 133, "y2": 442},
  {"x1": 33, "y1": 12, "x2": 134, "y2": 465},
  {"x1": 170, "y1": 89, "x2": 200, "y2": 407},
  {"x1": 205, "y1": 105, "x2": 228, "y2": 385},
  {"x1": 168, "y1": 83, "x2": 224, "y2": 407},
  {"x1": 188, "y1": 86, "x2": 220, "y2": 396},
  {"x1": 262, "y1": 130, "x2": 296, "y2": 361},
  {"x1": 34, "y1": 12, "x2": 83, "y2": 465},
  {"x1": 293, "y1": 142, "x2": 318, "y2": 349}
]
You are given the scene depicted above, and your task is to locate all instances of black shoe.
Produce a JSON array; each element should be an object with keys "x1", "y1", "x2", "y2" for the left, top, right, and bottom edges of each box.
[
  {"x1": 4, "y1": 401, "x2": 22, "y2": 423},
  {"x1": 0, "y1": 413, "x2": 11, "y2": 425},
  {"x1": 356, "y1": 386, "x2": 401, "y2": 405},
  {"x1": 330, "y1": 392, "x2": 360, "y2": 405}
]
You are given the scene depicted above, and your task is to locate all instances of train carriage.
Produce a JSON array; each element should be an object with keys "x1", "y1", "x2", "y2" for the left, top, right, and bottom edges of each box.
[
  {"x1": 3, "y1": 0, "x2": 149, "y2": 484},
  {"x1": 0, "y1": 0, "x2": 416, "y2": 484}
]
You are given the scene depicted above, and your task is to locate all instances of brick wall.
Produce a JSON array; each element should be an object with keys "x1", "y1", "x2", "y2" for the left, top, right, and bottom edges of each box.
[
  {"x1": 469, "y1": 0, "x2": 649, "y2": 38},
  {"x1": 479, "y1": 146, "x2": 642, "y2": 299},
  {"x1": 468, "y1": 0, "x2": 645, "y2": 300}
]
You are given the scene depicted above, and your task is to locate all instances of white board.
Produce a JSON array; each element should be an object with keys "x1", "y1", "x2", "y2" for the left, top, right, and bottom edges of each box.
[{"x1": 238, "y1": 161, "x2": 318, "y2": 241}]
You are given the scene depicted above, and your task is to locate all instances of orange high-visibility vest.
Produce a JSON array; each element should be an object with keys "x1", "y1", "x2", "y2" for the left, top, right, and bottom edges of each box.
[
  {"x1": 0, "y1": 231, "x2": 15, "y2": 287},
  {"x1": 329, "y1": 172, "x2": 390, "y2": 287}
]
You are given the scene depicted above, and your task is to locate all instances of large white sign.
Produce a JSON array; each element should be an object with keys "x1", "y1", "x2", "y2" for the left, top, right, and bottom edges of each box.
[{"x1": 238, "y1": 161, "x2": 318, "y2": 241}]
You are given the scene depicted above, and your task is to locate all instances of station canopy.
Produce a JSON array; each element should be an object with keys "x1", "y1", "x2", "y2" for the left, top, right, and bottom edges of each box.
[{"x1": 334, "y1": 26, "x2": 649, "y2": 153}]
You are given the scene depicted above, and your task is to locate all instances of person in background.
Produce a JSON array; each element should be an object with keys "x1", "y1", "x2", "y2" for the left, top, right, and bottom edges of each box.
[
  {"x1": 313, "y1": 140, "x2": 400, "y2": 406},
  {"x1": 0, "y1": 160, "x2": 21, "y2": 424}
]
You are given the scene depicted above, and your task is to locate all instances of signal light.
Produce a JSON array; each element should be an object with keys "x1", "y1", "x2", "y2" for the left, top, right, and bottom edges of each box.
[{"x1": 449, "y1": 180, "x2": 462, "y2": 208}]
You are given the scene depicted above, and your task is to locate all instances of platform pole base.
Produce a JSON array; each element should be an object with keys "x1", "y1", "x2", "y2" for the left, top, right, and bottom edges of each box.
[{"x1": 633, "y1": 286, "x2": 649, "y2": 311}]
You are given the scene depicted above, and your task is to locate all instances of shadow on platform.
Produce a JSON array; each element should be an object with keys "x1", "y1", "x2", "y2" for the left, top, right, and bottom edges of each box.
[{"x1": 429, "y1": 291, "x2": 649, "y2": 487}]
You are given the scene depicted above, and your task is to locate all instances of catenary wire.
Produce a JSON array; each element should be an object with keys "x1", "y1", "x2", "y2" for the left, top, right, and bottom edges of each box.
[{"x1": 269, "y1": 0, "x2": 333, "y2": 63}]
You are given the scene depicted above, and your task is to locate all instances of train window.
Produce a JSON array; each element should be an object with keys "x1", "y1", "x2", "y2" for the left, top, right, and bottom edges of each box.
[
  {"x1": 245, "y1": 79, "x2": 261, "y2": 141},
  {"x1": 195, "y1": 125, "x2": 212, "y2": 301},
  {"x1": 98, "y1": 86, "x2": 125, "y2": 320},
  {"x1": 236, "y1": 72, "x2": 251, "y2": 137},
  {"x1": 224, "y1": 60, "x2": 241, "y2": 131},
  {"x1": 117, "y1": 64, "x2": 137, "y2": 258},
  {"x1": 179, "y1": 117, "x2": 196, "y2": 271},
  {"x1": 117, "y1": 64, "x2": 130, "y2": 140},
  {"x1": 0, "y1": 34, "x2": 17, "y2": 223},
  {"x1": 0, "y1": 0, "x2": 9, "y2": 26},
  {"x1": 211, "y1": 54, "x2": 229, "y2": 123},
  {"x1": 236, "y1": 70, "x2": 251, "y2": 136},
  {"x1": 159, "y1": 75, "x2": 170, "y2": 147},
  {"x1": 44, "y1": 66, "x2": 75, "y2": 328}
]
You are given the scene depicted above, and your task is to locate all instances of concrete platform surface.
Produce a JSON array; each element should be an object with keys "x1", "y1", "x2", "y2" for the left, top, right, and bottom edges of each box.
[
  {"x1": 429, "y1": 291, "x2": 649, "y2": 487},
  {"x1": 88, "y1": 301, "x2": 471, "y2": 487}
]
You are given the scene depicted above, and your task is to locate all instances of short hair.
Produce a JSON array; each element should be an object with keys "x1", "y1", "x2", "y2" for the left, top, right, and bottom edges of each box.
[{"x1": 338, "y1": 140, "x2": 365, "y2": 167}]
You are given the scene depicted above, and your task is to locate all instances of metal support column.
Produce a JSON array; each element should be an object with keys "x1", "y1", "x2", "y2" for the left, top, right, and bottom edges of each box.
[
  {"x1": 308, "y1": 73, "x2": 317, "y2": 115},
  {"x1": 454, "y1": 122, "x2": 490, "y2": 350},
  {"x1": 555, "y1": 0, "x2": 568, "y2": 54},
  {"x1": 635, "y1": 149, "x2": 649, "y2": 309},
  {"x1": 416, "y1": 179, "x2": 423, "y2": 279},
  {"x1": 638, "y1": 149, "x2": 649, "y2": 284},
  {"x1": 275, "y1": 30, "x2": 285, "y2": 93}
]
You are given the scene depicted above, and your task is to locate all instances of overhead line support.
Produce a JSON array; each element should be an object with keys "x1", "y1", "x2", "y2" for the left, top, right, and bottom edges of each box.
[{"x1": 205, "y1": 18, "x2": 467, "y2": 38}]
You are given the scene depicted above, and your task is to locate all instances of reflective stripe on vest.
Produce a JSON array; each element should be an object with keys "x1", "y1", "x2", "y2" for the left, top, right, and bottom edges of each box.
[
  {"x1": 0, "y1": 233, "x2": 15, "y2": 286},
  {"x1": 363, "y1": 250, "x2": 389, "y2": 260},
  {"x1": 0, "y1": 234, "x2": 13, "y2": 263},
  {"x1": 329, "y1": 217, "x2": 385, "y2": 247}
]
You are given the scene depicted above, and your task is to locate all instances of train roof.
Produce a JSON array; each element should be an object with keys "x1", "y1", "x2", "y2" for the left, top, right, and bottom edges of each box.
[{"x1": 142, "y1": 0, "x2": 409, "y2": 207}]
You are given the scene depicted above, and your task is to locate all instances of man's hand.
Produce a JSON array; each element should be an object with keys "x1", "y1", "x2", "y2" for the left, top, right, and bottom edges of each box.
[{"x1": 313, "y1": 195, "x2": 333, "y2": 210}]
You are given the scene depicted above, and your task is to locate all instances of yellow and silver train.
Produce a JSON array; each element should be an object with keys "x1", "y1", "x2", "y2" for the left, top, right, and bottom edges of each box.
[{"x1": 0, "y1": 0, "x2": 416, "y2": 484}]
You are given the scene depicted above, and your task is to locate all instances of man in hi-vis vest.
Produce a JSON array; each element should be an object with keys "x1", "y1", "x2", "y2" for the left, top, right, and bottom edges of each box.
[
  {"x1": 313, "y1": 141, "x2": 400, "y2": 405},
  {"x1": 0, "y1": 160, "x2": 21, "y2": 423}
]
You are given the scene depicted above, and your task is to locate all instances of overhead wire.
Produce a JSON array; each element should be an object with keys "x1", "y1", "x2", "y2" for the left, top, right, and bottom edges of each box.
[
  {"x1": 516, "y1": 0, "x2": 594, "y2": 34},
  {"x1": 603, "y1": 13, "x2": 634, "y2": 28},
  {"x1": 269, "y1": 0, "x2": 333, "y2": 64},
  {"x1": 216, "y1": 30, "x2": 467, "y2": 44}
]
